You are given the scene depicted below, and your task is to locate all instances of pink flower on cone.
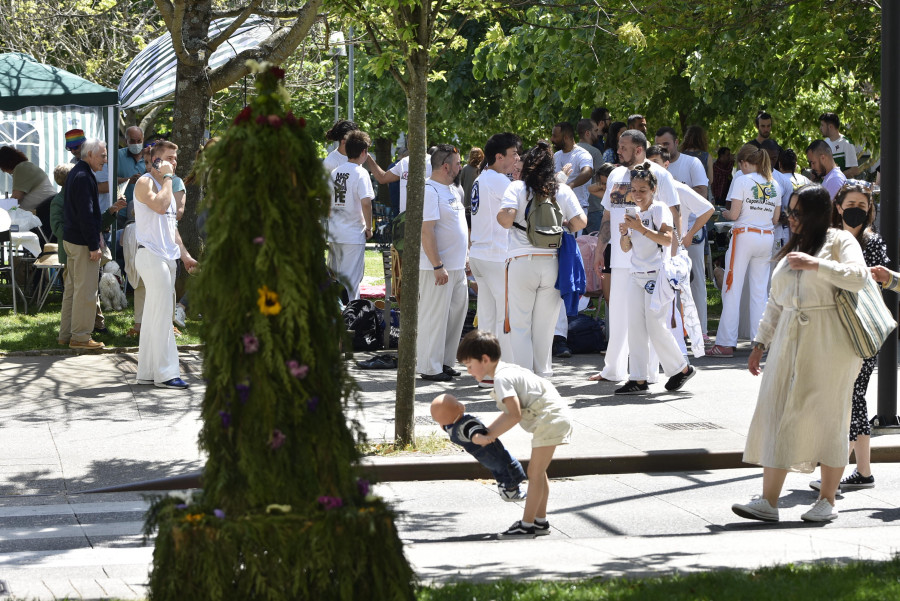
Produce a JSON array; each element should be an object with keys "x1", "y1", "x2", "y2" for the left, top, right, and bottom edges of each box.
[
  {"x1": 269, "y1": 429, "x2": 286, "y2": 450},
  {"x1": 286, "y1": 360, "x2": 309, "y2": 379},
  {"x1": 318, "y1": 496, "x2": 343, "y2": 510},
  {"x1": 242, "y1": 333, "x2": 259, "y2": 354}
]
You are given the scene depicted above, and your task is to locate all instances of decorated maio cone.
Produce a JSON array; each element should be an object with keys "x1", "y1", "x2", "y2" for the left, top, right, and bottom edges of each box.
[{"x1": 144, "y1": 61, "x2": 415, "y2": 601}]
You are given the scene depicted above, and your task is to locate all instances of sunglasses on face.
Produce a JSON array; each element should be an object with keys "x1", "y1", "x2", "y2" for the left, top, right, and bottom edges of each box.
[{"x1": 785, "y1": 208, "x2": 803, "y2": 219}]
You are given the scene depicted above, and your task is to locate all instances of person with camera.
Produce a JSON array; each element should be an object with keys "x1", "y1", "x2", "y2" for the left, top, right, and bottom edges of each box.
[{"x1": 133, "y1": 141, "x2": 197, "y2": 389}]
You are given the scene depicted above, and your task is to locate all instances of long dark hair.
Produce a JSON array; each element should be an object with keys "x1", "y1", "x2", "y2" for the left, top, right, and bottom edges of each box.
[
  {"x1": 520, "y1": 141, "x2": 558, "y2": 198},
  {"x1": 606, "y1": 121, "x2": 627, "y2": 159},
  {"x1": 775, "y1": 184, "x2": 832, "y2": 261},
  {"x1": 831, "y1": 183, "x2": 876, "y2": 245}
]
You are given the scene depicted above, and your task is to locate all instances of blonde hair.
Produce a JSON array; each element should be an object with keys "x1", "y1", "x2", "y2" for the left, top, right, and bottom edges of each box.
[
  {"x1": 53, "y1": 163, "x2": 72, "y2": 186},
  {"x1": 736, "y1": 144, "x2": 771, "y2": 180}
]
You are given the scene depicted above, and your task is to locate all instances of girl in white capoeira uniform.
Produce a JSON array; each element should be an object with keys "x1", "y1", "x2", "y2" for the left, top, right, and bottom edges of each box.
[{"x1": 709, "y1": 144, "x2": 782, "y2": 357}]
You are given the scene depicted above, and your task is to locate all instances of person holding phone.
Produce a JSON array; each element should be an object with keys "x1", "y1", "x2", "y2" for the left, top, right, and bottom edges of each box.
[
  {"x1": 615, "y1": 163, "x2": 695, "y2": 395},
  {"x1": 133, "y1": 140, "x2": 198, "y2": 389}
]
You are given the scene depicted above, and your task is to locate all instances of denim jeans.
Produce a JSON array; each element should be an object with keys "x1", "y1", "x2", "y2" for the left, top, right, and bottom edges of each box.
[{"x1": 444, "y1": 414, "x2": 526, "y2": 489}]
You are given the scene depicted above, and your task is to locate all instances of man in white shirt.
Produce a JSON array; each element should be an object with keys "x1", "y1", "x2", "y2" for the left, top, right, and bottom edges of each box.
[
  {"x1": 806, "y1": 140, "x2": 846, "y2": 200},
  {"x1": 417, "y1": 144, "x2": 469, "y2": 381},
  {"x1": 647, "y1": 146, "x2": 715, "y2": 346},
  {"x1": 323, "y1": 119, "x2": 359, "y2": 174},
  {"x1": 591, "y1": 130, "x2": 680, "y2": 383},
  {"x1": 654, "y1": 126, "x2": 708, "y2": 198},
  {"x1": 328, "y1": 131, "x2": 374, "y2": 302},
  {"x1": 551, "y1": 121, "x2": 594, "y2": 213},
  {"x1": 469, "y1": 133, "x2": 520, "y2": 362},
  {"x1": 577, "y1": 118, "x2": 606, "y2": 234},
  {"x1": 367, "y1": 151, "x2": 433, "y2": 213},
  {"x1": 819, "y1": 112, "x2": 860, "y2": 178}
]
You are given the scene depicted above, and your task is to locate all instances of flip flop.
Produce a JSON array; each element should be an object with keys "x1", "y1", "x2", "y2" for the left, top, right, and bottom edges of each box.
[{"x1": 707, "y1": 345, "x2": 734, "y2": 357}]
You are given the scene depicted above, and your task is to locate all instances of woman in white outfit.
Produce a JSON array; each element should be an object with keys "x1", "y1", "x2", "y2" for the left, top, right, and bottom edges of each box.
[
  {"x1": 615, "y1": 163, "x2": 695, "y2": 395},
  {"x1": 733, "y1": 184, "x2": 867, "y2": 523},
  {"x1": 497, "y1": 142, "x2": 586, "y2": 377},
  {"x1": 709, "y1": 145, "x2": 782, "y2": 357}
]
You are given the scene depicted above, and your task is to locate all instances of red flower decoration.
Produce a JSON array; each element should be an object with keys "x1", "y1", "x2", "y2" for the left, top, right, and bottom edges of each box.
[
  {"x1": 285, "y1": 112, "x2": 297, "y2": 126},
  {"x1": 271, "y1": 66, "x2": 286, "y2": 80},
  {"x1": 255, "y1": 115, "x2": 267, "y2": 125},
  {"x1": 299, "y1": 118, "x2": 306, "y2": 128},
  {"x1": 234, "y1": 105, "x2": 252, "y2": 125},
  {"x1": 267, "y1": 114, "x2": 283, "y2": 129}
]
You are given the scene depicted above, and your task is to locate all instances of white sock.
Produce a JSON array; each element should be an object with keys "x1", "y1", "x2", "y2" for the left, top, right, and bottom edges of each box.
[
  {"x1": 534, "y1": 517, "x2": 548, "y2": 525},
  {"x1": 521, "y1": 520, "x2": 534, "y2": 528}
]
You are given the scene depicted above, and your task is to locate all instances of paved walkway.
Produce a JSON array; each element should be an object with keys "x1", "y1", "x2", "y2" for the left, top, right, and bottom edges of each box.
[{"x1": 0, "y1": 346, "x2": 898, "y2": 599}]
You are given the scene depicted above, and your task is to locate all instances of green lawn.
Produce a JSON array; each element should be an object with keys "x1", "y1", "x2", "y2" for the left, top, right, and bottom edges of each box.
[{"x1": 417, "y1": 558, "x2": 900, "y2": 601}]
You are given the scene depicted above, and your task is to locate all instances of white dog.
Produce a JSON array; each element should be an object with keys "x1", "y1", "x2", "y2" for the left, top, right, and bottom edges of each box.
[{"x1": 99, "y1": 262, "x2": 128, "y2": 311}]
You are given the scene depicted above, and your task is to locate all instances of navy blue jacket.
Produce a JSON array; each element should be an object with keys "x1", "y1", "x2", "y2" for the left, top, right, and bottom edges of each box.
[{"x1": 63, "y1": 160, "x2": 102, "y2": 251}]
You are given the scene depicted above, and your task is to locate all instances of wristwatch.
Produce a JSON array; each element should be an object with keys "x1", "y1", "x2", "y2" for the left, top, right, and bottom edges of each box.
[
  {"x1": 163, "y1": 173, "x2": 175, "y2": 180},
  {"x1": 751, "y1": 340, "x2": 767, "y2": 352}
]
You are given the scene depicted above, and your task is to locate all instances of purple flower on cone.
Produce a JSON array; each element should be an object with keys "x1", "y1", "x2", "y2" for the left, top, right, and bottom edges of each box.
[
  {"x1": 236, "y1": 381, "x2": 250, "y2": 403},
  {"x1": 242, "y1": 333, "x2": 259, "y2": 354},
  {"x1": 286, "y1": 360, "x2": 309, "y2": 379},
  {"x1": 175, "y1": 503, "x2": 187, "y2": 510},
  {"x1": 269, "y1": 429, "x2": 286, "y2": 450},
  {"x1": 318, "y1": 496, "x2": 343, "y2": 510},
  {"x1": 213, "y1": 509, "x2": 226, "y2": 519},
  {"x1": 253, "y1": 236, "x2": 265, "y2": 245},
  {"x1": 357, "y1": 478, "x2": 370, "y2": 497},
  {"x1": 307, "y1": 396, "x2": 320, "y2": 411},
  {"x1": 219, "y1": 410, "x2": 232, "y2": 428}
]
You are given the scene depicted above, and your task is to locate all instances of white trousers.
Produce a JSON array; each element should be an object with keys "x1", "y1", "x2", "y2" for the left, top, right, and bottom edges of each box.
[
  {"x1": 328, "y1": 242, "x2": 365, "y2": 301},
  {"x1": 554, "y1": 304, "x2": 568, "y2": 337},
  {"x1": 506, "y1": 255, "x2": 560, "y2": 377},
  {"x1": 416, "y1": 268, "x2": 468, "y2": 375},
  {"x1": 135, "y1": 248, "x2": 180, "y2": 383},
  {"x1": 469, "y1": 257, "x2": 513, "y2": 360},
  {"x1": 687, "y1": 241, "x2": 707, "y2": 334},
  {"x1": 628, "y1": 273, "x2": 688, "y2": 380},
  {"x1": 717, "y1": 231, "x2": 773, "y2": 347}
]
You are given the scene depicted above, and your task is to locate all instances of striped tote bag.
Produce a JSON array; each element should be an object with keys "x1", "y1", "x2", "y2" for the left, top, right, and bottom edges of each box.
[{"x1": 835, "y1": 276, "x2": 897, "y2": 359}]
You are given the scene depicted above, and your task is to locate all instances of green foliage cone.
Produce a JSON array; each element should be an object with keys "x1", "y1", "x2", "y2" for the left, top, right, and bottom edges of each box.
[{"x1": 145, "y1": 61, "x2": 415, "y2": 601}]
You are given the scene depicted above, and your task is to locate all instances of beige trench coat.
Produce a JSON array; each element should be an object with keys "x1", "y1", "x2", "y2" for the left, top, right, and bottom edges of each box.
[{"x1": 743, "y1": 229, "x2": 867, "y2": 473}]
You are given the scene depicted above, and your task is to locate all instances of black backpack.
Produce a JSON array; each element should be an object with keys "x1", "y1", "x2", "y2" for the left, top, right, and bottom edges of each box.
[
  {"x1": 341, "y1": 299, "x2": 384, "y2": 351},
  {"x1": 566, "y1": 314, "x2": 607, "y2": 354}
]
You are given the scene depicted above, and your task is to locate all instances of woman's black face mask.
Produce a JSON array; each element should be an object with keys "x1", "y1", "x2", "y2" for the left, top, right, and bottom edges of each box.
[{"x1": 842, "y1": 206, "x2": 868, "y2": 228}]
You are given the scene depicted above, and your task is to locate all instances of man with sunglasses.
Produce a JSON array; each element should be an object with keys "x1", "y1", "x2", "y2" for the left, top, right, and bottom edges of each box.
[
  {"x1": 417, "y1": 145, "x2": 469, "y2": 382},
  {"x1": 589, "y1": 129, "x2": 680, "y2": 385}
]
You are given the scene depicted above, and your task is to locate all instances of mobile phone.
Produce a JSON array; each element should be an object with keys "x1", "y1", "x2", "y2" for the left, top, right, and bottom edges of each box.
[
  {"x1": 625, "y1": 207, "x2": 637, "y2": 219},
  {"x1": 153, "y1": 158, "x2": 162, "y2": 170}
]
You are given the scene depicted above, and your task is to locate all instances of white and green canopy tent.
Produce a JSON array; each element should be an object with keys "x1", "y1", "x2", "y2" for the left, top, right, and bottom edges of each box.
[{"x1": 0, "y1": 53, "x2": 119, "y2": 199}]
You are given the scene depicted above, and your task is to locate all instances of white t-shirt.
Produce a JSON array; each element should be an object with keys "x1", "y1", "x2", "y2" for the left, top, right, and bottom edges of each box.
[
  {"x1": 328, "y1": 162, "x2": 374, "y2": 244},
  {"x1": 672, "y1": 180, "x2": 714, "y2": 234},
  {"x1": 771, "y1": 169, "x2": 794, "y2": 211},
  {"x1": 134, "y1": 173, "x2": 180, "y2": 262},
  {"x1": 469, "y1": 168, "x2": 511, "y2": 262},
  {"x1": 827, "y1": 135, "x2": 858, "y2": 170},
  {"x1": 729, "y1": 172, "x2": 781, "y2": 229},
  {"x1": 390, "y1": 155, "x2": 434, "y2": 213},
  {"x1": 601, "y1": 161, "x2": 680, "y2": 269},
  {"x1": 500, "y1": 181, "x2": 584, "y2": 258},
  {"x1": 667, "y1": 153, "x2": 708, "y2": 189},
  {"x1": 628, "y1": 201, "x2": 672, "y2": 273},
  {"x1": 554, "y1": 145, "x2": 594, "y2": 208},
  {"x1": 323, "y1": 149, "x2": 348, "y2": 175},
  {"x1": 420, "y1": 179, "x2": 468, "y2": 271},
  {"x1": 491, "y1": 360, "x2": 570, "y2": 437},
  {"x1": 94, "y1": 167, "x2": 110, "y2": 212},
  {"x1": 789, "y1": 172, "x2": 812, "y2": 191}
]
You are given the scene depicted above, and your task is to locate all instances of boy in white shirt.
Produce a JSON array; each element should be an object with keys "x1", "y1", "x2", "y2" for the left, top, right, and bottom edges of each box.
[{"x1": 327, "y1": 131, "x2": 374, "y2": 301}]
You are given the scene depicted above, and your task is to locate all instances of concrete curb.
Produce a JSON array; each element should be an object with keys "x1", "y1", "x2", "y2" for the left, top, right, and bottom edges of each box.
[{"x1": 0, "y1": 344, "x2": 204, "y2": 358}]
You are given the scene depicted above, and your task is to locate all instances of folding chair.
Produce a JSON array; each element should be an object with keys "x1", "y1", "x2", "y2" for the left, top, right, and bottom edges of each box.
[{"x1": 32, "y1": 243, "x2": 64, "y2": 312}]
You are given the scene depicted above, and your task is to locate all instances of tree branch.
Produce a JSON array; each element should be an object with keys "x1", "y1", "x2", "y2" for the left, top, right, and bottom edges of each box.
[
  {"x1": 168, "y1": 0, "x2": 200, "y2": 66},
  {"x1": 207, "y1": 0, "x2": 264, "y2": 53}
]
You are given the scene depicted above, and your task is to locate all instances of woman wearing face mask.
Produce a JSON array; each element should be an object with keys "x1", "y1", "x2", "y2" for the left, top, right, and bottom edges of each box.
[
  {"x1": 614, "y1": 162, "x2": 695, "y2": 395},
  {"x1": 734, "y1": 184, "x2": 868, "y2": 523},
  {"x1": 807, "y1": 183, "x2": 885, "y2": 494}
]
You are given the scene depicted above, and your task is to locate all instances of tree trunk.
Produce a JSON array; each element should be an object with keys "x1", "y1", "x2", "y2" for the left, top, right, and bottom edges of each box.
[
  {"x1": 394, "y1": 30, "x2": 429, "y2": 447},
  {"x1": 170, "y1": 2, "x2": 213, "y2": 298}
]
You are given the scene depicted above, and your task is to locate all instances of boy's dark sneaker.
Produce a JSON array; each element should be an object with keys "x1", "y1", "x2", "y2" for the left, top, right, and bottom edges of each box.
[
  {"x1": 533, "y1": 520, "x2": 551, "y2": 536},
  {"x1": 614, "y1": 380, "x2": 649, "y2": 395},
  {"x1": 665, "y1": 365, "x2": 696, "y2": 391},
  {"x1": 499, "y1": 520, "x2": 536, "y2": 539}
]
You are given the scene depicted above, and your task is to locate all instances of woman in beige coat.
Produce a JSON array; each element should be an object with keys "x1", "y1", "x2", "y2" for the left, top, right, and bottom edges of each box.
[{"x1": 732, "y1": 184, "x2": 867, "y2": 523}]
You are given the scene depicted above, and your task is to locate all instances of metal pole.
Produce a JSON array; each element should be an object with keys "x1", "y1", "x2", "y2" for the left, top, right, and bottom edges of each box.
[
  {"x1": 876, "y1": 1, "x2": 900, "y2": 428},
  {"x1": 334, "y1": 58, "x2": 340, "y2": 125},
  {"x1": 348, "y1": 26, "x2": 355, "y2": 121}
]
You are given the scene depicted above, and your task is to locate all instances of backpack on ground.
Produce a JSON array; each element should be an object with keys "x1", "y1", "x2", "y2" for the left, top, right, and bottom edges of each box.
[
  {"x1": 566, "y1": 314, "x2": 607, "y2": 354},
  {"x1": 513, "y1": 192, "x2": 564, "y2": 248},
  {"x1": 341, "y1": 299, "x2": 384, "y2": 351}
]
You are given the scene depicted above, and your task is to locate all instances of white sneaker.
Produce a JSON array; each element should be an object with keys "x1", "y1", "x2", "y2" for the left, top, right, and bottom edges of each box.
[
  {"x1": 731, "y1": 496, "x2": 779, "y2": 522},
  {"x1": 801, "y1": 498, "x2": 838, "y2": 522},
  {"x1": 174, "y1": 305, "x2": 187, "y2": 328}
]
